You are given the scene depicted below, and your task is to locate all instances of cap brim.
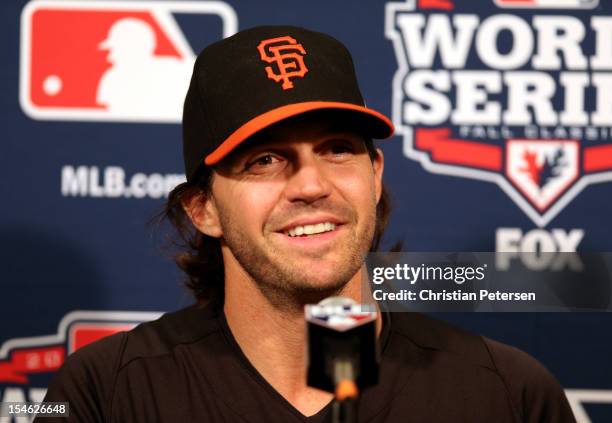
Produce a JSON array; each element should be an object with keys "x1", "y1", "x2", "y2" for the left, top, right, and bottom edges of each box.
[{"x1": 204, "y1": 101, "x2": 394, "y2": 165}]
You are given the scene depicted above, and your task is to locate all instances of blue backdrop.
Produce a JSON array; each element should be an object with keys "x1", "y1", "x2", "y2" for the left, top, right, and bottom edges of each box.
[{"x1": 2, "y1": 0, "x2": 611, "y2": 421}]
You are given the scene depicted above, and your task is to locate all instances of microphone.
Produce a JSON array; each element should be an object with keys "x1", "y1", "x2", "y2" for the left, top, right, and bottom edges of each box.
[{"x1": 305, "y1": 297, "x2": 379, "y2": 423}]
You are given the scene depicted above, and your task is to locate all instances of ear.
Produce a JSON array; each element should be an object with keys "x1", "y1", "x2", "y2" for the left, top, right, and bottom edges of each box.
[
  {"x1": 181, "y1": 191, "x2": 223, "y2": 238},
  {"x1": 373, "y1": 148, "x2": 384, "y2": 204}
]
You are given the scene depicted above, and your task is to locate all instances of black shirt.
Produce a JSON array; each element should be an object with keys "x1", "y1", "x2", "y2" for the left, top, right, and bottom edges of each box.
[{"x1": 38, "y1": 304, "x2": 576, "y2": 422}]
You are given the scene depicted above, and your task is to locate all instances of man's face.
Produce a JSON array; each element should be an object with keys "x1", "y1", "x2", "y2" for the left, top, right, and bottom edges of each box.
[{"x1": 205, "y1": 116, "x2": 384, "y2": 301}]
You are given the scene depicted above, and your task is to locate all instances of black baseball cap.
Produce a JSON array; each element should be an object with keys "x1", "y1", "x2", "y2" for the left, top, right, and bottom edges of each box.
[{"x1": 182, "y1": 25, "x2": 394, "y2": 182}]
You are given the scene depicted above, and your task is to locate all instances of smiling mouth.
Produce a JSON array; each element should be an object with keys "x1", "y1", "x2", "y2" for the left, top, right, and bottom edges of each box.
[{"x1": 283, "y1": 222, "x2": 337, "y2": 237}]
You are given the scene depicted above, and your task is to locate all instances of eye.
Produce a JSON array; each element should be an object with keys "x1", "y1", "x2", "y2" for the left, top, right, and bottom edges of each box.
[
  {"x1": 244, "y1": 153, "x2": 282, "y2": 173},
  {"x1": 326, "y1": 140, "x2": 356, "y2": 159},
  {"x1": 331, "y1": 144, "x2": 353, "y2": 154}
]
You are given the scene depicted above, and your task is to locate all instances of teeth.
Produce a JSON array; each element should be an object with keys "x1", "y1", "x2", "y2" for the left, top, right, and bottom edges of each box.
[{"x1": 285, "y1": 222, "x2": 337, "y2": 237}]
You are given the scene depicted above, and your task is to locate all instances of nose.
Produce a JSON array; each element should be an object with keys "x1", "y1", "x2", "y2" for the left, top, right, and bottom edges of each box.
[{"x1": 283, "y1": 156, "x2": 332, "y2": 204}]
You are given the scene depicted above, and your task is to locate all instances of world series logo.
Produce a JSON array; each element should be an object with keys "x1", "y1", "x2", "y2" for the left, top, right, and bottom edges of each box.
[
  {"x1": 0, "y1": 310, "x2": 161, "y2": 413},
  {"x1": 386, "y1": 0, "x2": 611, "y2": 227}
]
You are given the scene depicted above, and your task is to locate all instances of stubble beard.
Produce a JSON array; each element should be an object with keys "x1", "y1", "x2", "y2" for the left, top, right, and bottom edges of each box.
[{"x1": 219, "y1": 204, "x2": 377, "y2": 311}]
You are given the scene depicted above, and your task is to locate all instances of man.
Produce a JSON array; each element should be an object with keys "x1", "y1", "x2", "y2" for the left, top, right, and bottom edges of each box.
[{"x1": 39, "y1": 26, "x2": 576, "y2": 422}]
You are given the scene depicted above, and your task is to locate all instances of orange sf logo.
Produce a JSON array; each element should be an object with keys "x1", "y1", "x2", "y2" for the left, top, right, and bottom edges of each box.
[{"x1": 257, "y1": 36, "x2": 308, "y2": 90}]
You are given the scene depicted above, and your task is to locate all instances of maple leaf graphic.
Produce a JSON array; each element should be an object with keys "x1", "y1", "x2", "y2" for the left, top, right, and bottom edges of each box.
[
  {"x1": 519, "y1": 147, "x2": 567, "y2": 189},
  {"x1": 540, "y1": 147, "x2": 567, "y2": 188},
  {"x1": 520, "y1": 149, "x2": 543, "y2": 187}
]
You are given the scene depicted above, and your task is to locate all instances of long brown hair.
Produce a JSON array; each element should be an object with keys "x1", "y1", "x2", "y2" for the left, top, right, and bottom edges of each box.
[{"x1": 163, "y1": 139, "x2": 392, "y2": 304}]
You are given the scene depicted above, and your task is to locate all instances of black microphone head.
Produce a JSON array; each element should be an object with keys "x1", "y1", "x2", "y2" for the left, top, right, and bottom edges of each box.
[{"x1": 305, "y1": 296, "x2": 380, "y2": 392}]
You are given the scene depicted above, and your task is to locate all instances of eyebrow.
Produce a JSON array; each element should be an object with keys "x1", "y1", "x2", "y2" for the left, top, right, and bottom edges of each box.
[{"x1": 217, "y1": 130, "x2": 367, "y2": 171}]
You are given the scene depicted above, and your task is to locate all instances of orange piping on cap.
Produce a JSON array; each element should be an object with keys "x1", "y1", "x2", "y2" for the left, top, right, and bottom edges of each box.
[{"x1": 204, "y1": 101, "x2": 394, "y2": 166}]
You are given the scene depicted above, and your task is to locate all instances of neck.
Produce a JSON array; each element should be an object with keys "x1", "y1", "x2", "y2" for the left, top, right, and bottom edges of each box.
[{"x1": 222, "y1": 252, "x2": 379, "y2": 416}]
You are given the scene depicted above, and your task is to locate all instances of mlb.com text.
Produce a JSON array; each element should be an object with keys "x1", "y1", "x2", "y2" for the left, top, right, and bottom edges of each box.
[{"x1": 61, "y1": 165, "x2": 185, "y2": 199}]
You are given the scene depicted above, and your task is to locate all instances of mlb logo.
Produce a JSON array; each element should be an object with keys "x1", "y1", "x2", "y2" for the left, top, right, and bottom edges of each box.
[
  {"x1": 494, "y1": 0, "x2": 599, "y2": 8},
  {"x1": 19, "y1": 0, "x2": 237, "y2": 122},
  {"x1": 306, "y1": 304, "x2": 376, "y2": 331},
  {"x1": 506, "y1": 140, "x2": 579, "y2": 212}
]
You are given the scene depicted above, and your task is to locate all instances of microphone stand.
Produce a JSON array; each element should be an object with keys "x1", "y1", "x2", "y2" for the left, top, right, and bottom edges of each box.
[
  {"x1": 331, "y1": 357, "x2": 358, "y2": 423},
  {"x1": 305, "y1": 297, "x2": 379, "y2": 423}
]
